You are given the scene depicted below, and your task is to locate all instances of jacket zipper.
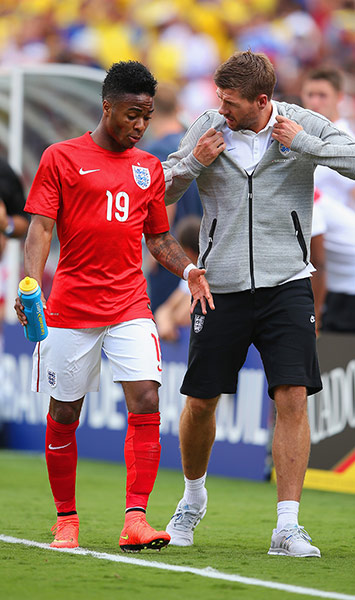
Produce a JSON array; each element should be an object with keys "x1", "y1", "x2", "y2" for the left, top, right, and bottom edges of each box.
[
  {"x1": 201, "y1": 218, "x2": 217, "y2": 267},
  {"x1": 291, "y1": 211, "x2": 309, "y2": 265},
  {"x1": 247, "y1": 173, "x2": 255, "y2": 293}
]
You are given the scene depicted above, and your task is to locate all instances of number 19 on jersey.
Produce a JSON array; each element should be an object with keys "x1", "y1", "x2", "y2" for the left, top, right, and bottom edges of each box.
[{"x1": 106, "y1": 190, "x2": 129, "y2": 222}]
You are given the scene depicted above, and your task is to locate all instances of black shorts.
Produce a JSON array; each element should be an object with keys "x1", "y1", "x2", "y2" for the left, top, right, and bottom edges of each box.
[{"x1": 180, "y1": 279, "x2": 323, "y2": 400}]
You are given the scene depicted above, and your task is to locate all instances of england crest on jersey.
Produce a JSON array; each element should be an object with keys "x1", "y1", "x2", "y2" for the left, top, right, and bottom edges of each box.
[
  {"x1": 279, "y1": 143, "x2": 291, "y2": 156},
  {"x1": 132, "y1": 165, "x2": 151, "y2": 189}
]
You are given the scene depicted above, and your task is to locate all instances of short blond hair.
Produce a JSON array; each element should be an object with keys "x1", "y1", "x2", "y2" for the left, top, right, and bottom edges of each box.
[{"x1": 214, "y1": 50, "x2": 276, "y2": 101}]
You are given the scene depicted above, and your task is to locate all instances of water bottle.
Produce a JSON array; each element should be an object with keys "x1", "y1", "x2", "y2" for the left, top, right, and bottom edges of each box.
[{"x1": 18, "y1": 276, "x2": 48, "y2": 342}]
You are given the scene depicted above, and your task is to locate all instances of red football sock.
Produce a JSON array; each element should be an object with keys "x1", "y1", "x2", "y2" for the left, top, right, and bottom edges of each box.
[
  {"x1": 124, "y1": 412, "x2": 161, "y2": 512},
  {"x1": 45, "y1": 413, "x2": 79, "y2": 514}
]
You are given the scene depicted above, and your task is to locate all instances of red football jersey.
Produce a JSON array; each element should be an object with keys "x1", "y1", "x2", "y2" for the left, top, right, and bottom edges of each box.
[{"x1": 25, "y1": 132, "x2": 170, "y2": 327}]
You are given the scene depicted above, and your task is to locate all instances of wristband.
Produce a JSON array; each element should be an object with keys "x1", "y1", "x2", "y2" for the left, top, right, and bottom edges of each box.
[
  {"x1": 4, "y1": 216, "x2": 15, "y2": 237},
  {"x1": 183, "y1": 263, "x2": 197, "y2": 280}
]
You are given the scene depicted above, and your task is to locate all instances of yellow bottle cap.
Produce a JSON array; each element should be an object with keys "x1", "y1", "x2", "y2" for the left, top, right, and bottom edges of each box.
[{"x1": 19, "y1": 276, "x2": 38, "y2": 294}]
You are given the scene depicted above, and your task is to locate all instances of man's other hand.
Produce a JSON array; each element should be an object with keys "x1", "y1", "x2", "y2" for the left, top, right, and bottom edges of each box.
[
  {"x1": 272, "y1": 115, "x2": 303, "y2": 147},
  {"x1": 188, "y1": 268, "x2": 215, "y2": 314},
  {"x1": 193, "y1": 128, "x2": 226, "y2": 166}
]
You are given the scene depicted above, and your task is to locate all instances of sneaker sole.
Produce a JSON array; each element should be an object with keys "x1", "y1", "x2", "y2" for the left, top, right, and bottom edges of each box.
[
  {"x1": 167, "y1": 538, "x2": 193, "y2": 547},
  {"x1": 120, "y1": 537, "x2": 170, "y2": 553},
  {"x1": 165, "y1": 527, "x2": 193, "y2": 546},
  {"x1": 268, "y1": 548, "x2": 321, "y2": 557}
]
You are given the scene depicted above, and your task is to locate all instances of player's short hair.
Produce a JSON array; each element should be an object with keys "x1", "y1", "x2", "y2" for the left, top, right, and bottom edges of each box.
[
  {"x1": 303, "y1": 67, "x2": 343, "y2": 93},
  {"x1": 102, "y1": 61, "x2": 157, "y2": 102},
  {"x1": 214, "y1": 50, "x2": 276, "y2": 101},
  {"x1": 176, "y1": 215, "x2": 201, "y2": 256}
]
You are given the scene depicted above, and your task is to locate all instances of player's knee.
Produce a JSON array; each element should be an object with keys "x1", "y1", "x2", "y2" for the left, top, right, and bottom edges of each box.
[
  {"x1": 136, "y1": 387, "x2": 159, "y2": 413},
  {"x1": 274, "y1": 385, "x2": 308, "y2": 421},
  {"x1": 186, "y1": 396, "x2": 218, "y2": 420},
  {"x1": 49, "y1": 397, "x2": 82, "y2": 424}
]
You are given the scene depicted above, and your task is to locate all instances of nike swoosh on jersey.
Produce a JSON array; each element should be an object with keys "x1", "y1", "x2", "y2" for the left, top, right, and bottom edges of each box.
[
  {"x1": 79, "y1": 168, "x2": 100, "y2": 175},
  {"x1": 48, "y1": 442, "x2": 72, "y2": 450}
]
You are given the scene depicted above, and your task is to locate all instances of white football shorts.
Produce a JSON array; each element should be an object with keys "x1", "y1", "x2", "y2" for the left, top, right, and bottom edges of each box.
[{"x1": 31, "y1": 318, "x2": 163, "y2": 401}]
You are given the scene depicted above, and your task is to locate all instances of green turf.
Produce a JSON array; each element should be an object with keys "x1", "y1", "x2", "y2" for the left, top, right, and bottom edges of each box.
[{"x1": 0, "y1": 450, "x2": 354, "y2": 600}]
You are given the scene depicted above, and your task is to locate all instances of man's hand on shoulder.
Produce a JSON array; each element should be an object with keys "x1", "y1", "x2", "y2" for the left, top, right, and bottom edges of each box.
[
  {"x1": 271, "y1": 115, "x2": 303, "y2": 147},
  {"x1": 193, "y1": 128, "x2": 226, "y2": 166}
]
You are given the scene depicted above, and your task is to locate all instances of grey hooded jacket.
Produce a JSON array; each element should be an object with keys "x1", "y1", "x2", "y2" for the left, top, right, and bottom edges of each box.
[{"x1": 163, "y1": 101, "x2": 355, "y2": 293}]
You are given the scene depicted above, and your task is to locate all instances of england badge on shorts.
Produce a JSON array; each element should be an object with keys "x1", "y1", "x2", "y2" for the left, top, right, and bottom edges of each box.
[
  {"x1": 194, "y1": 315, "x2": 205, "y2": 333},
  {"x1": 132, "y1": 165, "x2": 151, "y2": 189},
  {"x1": 47, "y1": 368, "x2": 57, "y2": 388}
]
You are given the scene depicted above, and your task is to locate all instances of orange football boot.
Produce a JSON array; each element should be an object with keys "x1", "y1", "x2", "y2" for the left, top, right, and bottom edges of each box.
[
  {"x1": 119, "y1": 511, "x2": 170, "y2": 552},
  {"x1": 50, "y1": 514, "x2": 79, "y2": 548}
]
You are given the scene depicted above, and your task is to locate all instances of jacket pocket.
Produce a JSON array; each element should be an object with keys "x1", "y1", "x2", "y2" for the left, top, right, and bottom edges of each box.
[
  {"x1": 291, "y1": 210, "x2": 308, "y2": 265},
  {"x1": 201, "y1": 218, "x2": 217, "y2": 267}
]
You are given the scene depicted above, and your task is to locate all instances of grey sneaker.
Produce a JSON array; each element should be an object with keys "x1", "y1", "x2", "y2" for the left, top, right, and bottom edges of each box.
[
  {"x1": 268, "y1": 525, "x2": 321, "y2": 557},
  {"x1": 166, "y1": 496, "x2": 207, "y2": 546}
]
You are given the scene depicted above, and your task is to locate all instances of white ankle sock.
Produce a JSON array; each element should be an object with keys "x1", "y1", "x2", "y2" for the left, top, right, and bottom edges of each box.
[
  {"x1": 183, "y1": 473, "x2": 207, "y2": 507},
  {"x1": 277, "y1": 500, "x2": 299, "y2": 531}
]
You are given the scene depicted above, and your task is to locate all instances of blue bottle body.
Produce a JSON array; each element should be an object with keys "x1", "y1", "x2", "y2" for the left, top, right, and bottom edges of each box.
[{"x1": 18, "y1": 285, "x2": 48, "y2": 342}]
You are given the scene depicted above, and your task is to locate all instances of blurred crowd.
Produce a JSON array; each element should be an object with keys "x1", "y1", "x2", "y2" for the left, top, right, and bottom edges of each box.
[
  {"x1": 0, "y1": 0, "x2": 355, "y2": 122},
  {"x1": 0, "y1": 0, "x2": 355, "y2": 338}
]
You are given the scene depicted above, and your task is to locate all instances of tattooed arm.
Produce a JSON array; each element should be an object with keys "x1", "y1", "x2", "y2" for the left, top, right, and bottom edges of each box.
[{"x1": 145, "y1": 231, "x2": 215, "y2": 314}]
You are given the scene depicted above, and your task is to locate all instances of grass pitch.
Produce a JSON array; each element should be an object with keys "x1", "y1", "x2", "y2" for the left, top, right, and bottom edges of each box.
[{"x1": 0, "y1": 450, "x2": 354, "y2": 600}]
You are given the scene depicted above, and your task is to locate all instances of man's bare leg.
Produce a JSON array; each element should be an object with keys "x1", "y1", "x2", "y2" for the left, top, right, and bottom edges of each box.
[
  {"x1": 180, "y1": 395, "x2": 220, "y2": 479},
  {"x1": 166, "y1": 395, "x2": 219, "y2": 546},
  {"x1": 268, "y1": 385, "x2": 320, "y2": 557},
  {"x1": 273, "y1": 385, "x2": 310, "y2": 503}
]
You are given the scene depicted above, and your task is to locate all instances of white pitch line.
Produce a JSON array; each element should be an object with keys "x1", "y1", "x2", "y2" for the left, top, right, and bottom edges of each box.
[{"x1": 1, "y1": 534, "x2": 354, "y2": 600}]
